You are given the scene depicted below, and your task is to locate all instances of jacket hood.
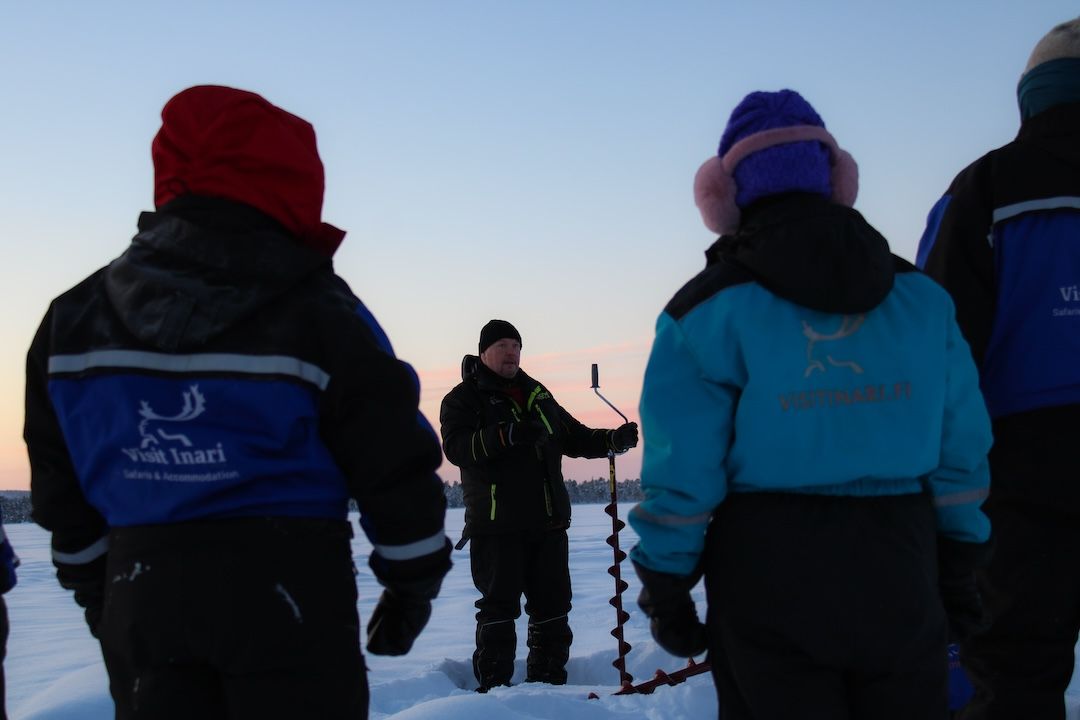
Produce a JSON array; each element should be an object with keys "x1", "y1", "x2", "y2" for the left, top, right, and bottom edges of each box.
[
  {"x1": 461, "y1": 354, "x2": 480, "y2": 380},
  {"x1": 152, "y1": 85, "x2": 345, "y2": 257},
  {"x1": 1017, "y1": 101, "x2": 1080, "y2": 168},
  {"x1": 105, "y1": 201, "x2": 330, "y2": 352},
  {"x1": 708, "y1": 193, "x2": 894, "y2": 314}
]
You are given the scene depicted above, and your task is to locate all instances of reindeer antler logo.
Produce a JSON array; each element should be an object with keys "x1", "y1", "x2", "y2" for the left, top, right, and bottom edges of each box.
[
  {"x1": 138, "y1": 385, "x2": 206, "y2": 449},
  {"x1": 802, "y1": 315, "x2": 866, "y2": 377}
]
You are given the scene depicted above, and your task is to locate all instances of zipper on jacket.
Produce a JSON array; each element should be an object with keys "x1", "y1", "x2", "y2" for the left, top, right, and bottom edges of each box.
[
  {"x1": 535, "y1": 406, "x2": 554, "y2": 435},
  {"x1": 490, "y1": 483, "x2": 497, "y2": 521},
  {"x1": 543, "y1": 483, "x2": 553, "y2": 516},
  {"x1": 525, "y1": 386, "x2": 554, "y2": 434}
]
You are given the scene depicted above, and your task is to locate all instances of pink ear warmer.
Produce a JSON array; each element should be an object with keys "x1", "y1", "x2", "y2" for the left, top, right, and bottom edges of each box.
[{"x1": 693, "y1": 125, "x2": 859, "y2": 236}]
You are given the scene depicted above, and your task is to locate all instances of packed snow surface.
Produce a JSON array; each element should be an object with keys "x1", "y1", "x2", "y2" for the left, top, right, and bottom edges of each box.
[{"x1": 5, "y1": 505, "x2": 1079, "y2": 719}]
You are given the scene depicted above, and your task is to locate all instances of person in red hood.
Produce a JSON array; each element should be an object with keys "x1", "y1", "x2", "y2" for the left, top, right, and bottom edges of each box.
[
  {"x1": 25, "y1": 85, "x2": 451, "y2": 719},
  {"x1": 152, "y1": 84, "x2": 346, "y2": 258}
]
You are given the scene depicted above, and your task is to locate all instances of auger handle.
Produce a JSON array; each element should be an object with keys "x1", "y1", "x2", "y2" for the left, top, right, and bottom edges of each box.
[{"x1": 591, "y1": 363, "x2": 629, "y2": 425}]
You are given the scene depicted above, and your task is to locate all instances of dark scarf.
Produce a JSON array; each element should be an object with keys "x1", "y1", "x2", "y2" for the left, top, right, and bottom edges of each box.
[{"x1": 1018, "y1": 57, "x2": 1080, "y2": 121}]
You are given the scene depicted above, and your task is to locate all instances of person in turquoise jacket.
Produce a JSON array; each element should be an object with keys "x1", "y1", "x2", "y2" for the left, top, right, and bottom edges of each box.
[{"x1": 629, "y1": 89, "x2": 993, "y2": 720}]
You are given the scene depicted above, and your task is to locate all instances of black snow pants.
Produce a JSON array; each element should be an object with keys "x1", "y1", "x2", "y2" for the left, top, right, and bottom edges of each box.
[
  {"x1": 0, "y1": 595, "x2": 7, "y2": 720},
  {"x1": 470, "y1": 529, "x2": 573, "y2": 689},
  {"x1": 706, "y1": 492, "x2": 950, "y2": 720},
  {"x1": 99, "y1": 517, "x2": 367, "y2": 720},
  {"x1": 957, "y1": 497, "x2": 1080, "y2": 720}
]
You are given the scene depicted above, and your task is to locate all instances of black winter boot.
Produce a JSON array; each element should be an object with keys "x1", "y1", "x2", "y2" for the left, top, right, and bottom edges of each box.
[
  {"x1": 473, "y1": 619, "x2": 516, "y2": 691},
  {"x1": 525, "y1": 616, "x2": 572, "y2": 684}
]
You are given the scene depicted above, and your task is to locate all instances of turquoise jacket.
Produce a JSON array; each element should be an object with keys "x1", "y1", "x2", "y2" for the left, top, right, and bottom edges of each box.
[{"x1": 630, "y1": 195, "x2": 992, "y2": 576}]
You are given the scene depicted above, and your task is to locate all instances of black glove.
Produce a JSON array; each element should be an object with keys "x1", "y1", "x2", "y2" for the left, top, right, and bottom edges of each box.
[
  {"x1": 633, "y1": 560, "x2": 707, "y2": 658},
  {"x1": 609, "y1": 422, "x2": 639, "y2": 452},
  {"x1": 69, "y1": 581, "x2": 106, "y2": 639},
  {"x1": 508, "y1": 420, "x2": 548, "y2": 447},
  {"x1": 938, "y1": 536, "x2": 992, "y2": 644},
  {"x1": 366, "y1": 590, "x2": 432, "y2": 656},
  {"x1": 366, "y1": 574, "x2": 444, "y2": 656},
  {"x1": 57, "y1": 554, "x2": 107, "y2": 639},
  {"x1": 0, "y1": 536, "x2": 18, "y2": 594}
]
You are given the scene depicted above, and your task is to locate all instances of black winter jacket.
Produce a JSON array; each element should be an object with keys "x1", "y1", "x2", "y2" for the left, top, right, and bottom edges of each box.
[
  {"x1": 441, "y1": 359, "x2": 615, "y2": 535},
  {"x1": 917, "y1": 102, "x2": 1080, "y2": 511},
  {"x1": 26, "y1": 198, "x2": 450, "y2": 603}
]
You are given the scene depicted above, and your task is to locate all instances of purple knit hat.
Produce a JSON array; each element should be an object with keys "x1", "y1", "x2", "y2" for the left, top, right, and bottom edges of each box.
[
  {"x1": 719, "y1": 89, "x2": 831, "y2": 208},
  {"x1": 693, "y1": 89, "x2": 859, "y2": 235}
]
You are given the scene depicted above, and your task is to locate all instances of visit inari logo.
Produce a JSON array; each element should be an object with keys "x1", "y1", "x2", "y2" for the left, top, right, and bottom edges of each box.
[
  {"x1": 1053, "y1": 285, "x2": 1080, "y2": 317},
  {"x1": 120, "y1": 385, "x2": 228, "y2": 466},
  {"x1": 138, "y1": 384, "x2": 205, "y2": 448},
  {"x1": 781, "y1": 314, "x2": 913, "y2": 412},
  {"x1": 802, "y1": 315, "x2": 865, "y2": 377}
]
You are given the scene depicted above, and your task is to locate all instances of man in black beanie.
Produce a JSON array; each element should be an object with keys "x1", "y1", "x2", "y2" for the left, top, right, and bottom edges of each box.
[{"x1": 440, "y1": 320, "x2": 638, "y2": 692}]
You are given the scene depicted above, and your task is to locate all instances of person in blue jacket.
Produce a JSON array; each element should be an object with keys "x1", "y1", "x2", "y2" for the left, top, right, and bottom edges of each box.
[
  {"x1": 629, "y1": 89, "x2": 993, "y2": 720},
  {"x1": 24, "y1": 86, "x2": 451, "y2": 720},
  {"x1": 1, "y1": 506, "x2": 18, "y2": 720},
  {"x1": 917, "y1": 17, "x2": 1080, "y2": 719}
]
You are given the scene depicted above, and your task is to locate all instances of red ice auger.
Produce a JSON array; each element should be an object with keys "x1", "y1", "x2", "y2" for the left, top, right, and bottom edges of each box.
[
  {"x1": 590, "y1": 363, "x2": 635, "y2": 689},
  {"x1": 589, "y1": 363, "x2": 712, "y2": 698}
]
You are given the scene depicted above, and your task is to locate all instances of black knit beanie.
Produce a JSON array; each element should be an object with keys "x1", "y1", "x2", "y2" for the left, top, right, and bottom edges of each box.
[{"x1": 479, "y1": 319, "x2": 522, "y2": 354}]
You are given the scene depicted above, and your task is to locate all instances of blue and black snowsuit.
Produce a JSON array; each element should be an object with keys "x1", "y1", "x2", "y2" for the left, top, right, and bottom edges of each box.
[
  {"x1": 632, "y1": 193, "x2": 992, "y2": 720},
  {"x1": 25, "y1": 197, "x2": 451, "y2": 719},
  {"x1": 917, "y1": 100, "x2": 1080, "y2": 719}
]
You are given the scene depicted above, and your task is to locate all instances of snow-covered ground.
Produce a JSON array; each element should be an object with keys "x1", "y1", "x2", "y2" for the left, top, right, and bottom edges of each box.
[{"x1": 5, "y1": 504, "x2": 1080, "y2": 719}]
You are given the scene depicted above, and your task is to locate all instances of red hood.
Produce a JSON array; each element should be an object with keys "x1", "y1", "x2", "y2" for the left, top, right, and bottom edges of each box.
[{"x1": 152, "y1": 85, "x2": 344, "y2": 256}]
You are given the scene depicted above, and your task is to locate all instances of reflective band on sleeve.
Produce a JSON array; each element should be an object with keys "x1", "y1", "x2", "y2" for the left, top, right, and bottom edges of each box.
[
  {"x1": 933, "y1": 487, "x2": 990, "y2": 508},
  {"x1": 629, "y1": 505, "x2": 713, "y2": 527},
  {"x1": 48, "y1": 351, "x2": 330, "y2": 390},
  {"x1": 992, "y1": 196, "x2": 1080, "y2": 225},
  {"x1": 52, "y1": 534, "x2": 110, "y2": 565},
  {"x1": 536, "y1": 407, "x2": 553, "y2": 435},
  {"x1": 372, "y1": 530, "x2": 447, "y2": 561}
]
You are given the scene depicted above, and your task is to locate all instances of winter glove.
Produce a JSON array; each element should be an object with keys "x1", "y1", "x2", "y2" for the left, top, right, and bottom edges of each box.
[
  {"x1": 56, "y1": 553, "x2": 108, "y2": 638},
  {"x1": 366, "y1": 590, "x2": 432, "y2": 656},
  {"x1": 71, "y1": 580, "x2": 107, "y2": 639},
  {"x1": 609, "y1": 422, "x2": 639, "y2": 452},
  {"x1": 938, "y1": 536, "x2": 992, "y2": 644},
  {"x1": 366, "y1": 573, "x2": 445, "y2": 656},
  {"x1": 633, "y1": 560, "x2": 707, "y2": 658},
  {"x1": 0, "y1": 534, "x2": 18, "y2": 594},
  {"x1": 508, "y1": 420, "x2": 548, "y2": 447}
]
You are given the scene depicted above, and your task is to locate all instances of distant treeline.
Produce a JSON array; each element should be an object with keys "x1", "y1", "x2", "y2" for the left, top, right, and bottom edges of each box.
[
  {"x1": 442, "y1": 477, "x2": 643, "y2": 509},
  {"x1": 0, "y1": 493, "x2": 31, "y2": 524},
  {"x1": 0, "y1": 479, "x2": 644, "y2": 524}
]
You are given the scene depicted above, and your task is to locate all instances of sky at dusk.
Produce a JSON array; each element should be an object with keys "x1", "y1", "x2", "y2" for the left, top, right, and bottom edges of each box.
[{"x1": 1, "y1": 1, "x2": 1075, "y2": 490}]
